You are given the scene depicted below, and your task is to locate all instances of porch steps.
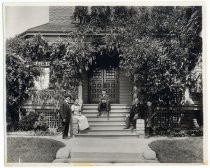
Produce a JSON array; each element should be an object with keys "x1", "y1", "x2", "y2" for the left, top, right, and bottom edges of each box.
[
  {"x1": 84, "y1": 113, "x2": 127, "y2": 117},
  {"x1": 89, "y1": 122, "x2": 125, "y2": 126},
  {"x1": 83, "y1": 109, "x2": 130, "y2": 113},
  {"x1": 77, "y1": 132, "x2": 140, "y2": 138},
  {"x1": 88, "y1": 118, "x2": 124, "y2": 121},
  {"x1": 88, "y1": 125, "x2": 125, "y2": 129},
  {"x1": 76, "y1": 104, "x2": 142, "y2": 138}
]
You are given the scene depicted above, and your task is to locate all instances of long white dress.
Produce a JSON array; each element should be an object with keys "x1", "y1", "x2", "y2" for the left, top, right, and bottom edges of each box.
[{"x1": 71, "y1": 104, "x2": 89, "y2": 131}]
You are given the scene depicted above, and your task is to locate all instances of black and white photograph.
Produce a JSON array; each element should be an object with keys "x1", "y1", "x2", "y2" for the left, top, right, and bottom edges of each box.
[{"x1": 2, "y1": 1, "x2": 207, "y2": 166}]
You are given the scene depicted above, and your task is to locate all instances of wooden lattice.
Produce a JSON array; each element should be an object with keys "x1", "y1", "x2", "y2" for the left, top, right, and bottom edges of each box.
[
  {"x1": 152, "y1": 109, "x2": 180, "y2": 128},
  {"x1": 36, "y1": 109, "x2": 61, "y2": 128}
]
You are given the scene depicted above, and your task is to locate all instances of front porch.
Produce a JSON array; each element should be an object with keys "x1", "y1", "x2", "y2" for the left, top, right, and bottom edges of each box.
[{"x1": 21, "y1": 89, "x2": 202, "y2": 138}]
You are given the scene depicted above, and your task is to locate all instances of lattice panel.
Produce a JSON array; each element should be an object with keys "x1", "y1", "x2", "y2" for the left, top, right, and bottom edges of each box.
[
  {"x1": 153, "y1": 111, "x2": 180, "y2": 128},
  {"x1": 36, "y1": 109, "x2": 60, "y2": 128}
]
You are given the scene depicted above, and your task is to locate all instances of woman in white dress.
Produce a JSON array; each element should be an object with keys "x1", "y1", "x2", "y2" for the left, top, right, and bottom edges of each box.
[{"x1": 71, "y1": 98, "x2": 90, "y2": 131}]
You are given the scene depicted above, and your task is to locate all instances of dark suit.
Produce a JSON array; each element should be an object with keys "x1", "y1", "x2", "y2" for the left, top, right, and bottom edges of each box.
[
  {"x1": 129, "y1": 103, "x2": 146, "y2": 128},
  {"x1": 98, "y1": 94, "x2": 111, "y2": 114},
  {"x1": 59, "y1": 101, "x2": 71, "y2": 138},
  {"x1": 144, "y1": 106, "x2": 154, "y2": 126}
]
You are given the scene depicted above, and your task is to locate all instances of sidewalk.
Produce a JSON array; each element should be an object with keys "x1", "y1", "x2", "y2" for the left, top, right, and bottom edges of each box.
[{"x1": 50, "y1": 135, "x2": 163, "y2": 164}]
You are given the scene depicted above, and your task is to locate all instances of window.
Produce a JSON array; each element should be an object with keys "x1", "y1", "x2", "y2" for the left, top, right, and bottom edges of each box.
[{"x1": 34, "y1": 67, "x2": 50, "y2": 90}]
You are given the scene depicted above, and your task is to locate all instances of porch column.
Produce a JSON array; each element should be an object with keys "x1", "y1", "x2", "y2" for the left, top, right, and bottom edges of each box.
[
  {"x1": 78, "y1": 81, "x2": 83, "y2": 103},
  {"x1": 133, "y1": 74, "x2": 138, "y2": 104}
]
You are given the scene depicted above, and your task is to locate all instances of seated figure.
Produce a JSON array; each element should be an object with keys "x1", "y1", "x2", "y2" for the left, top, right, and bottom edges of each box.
[
  {"x1": 97, "y1": 90, "x2": 111, "y2": 118},
  {"x1": 71, "y1": 98, "x2": 90, "y2": 131},
  {"x1": 124, "y1": 98, "x2": 146, "y2": 130}
]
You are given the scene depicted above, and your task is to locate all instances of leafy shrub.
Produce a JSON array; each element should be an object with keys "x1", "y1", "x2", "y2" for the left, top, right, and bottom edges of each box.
[
  {"x1": 33, "y1": 113, "x2": 49, "y2": 131},
  {"x1": 7, "y1": 122, "x2": 14, "y2": 132},
  {"x1": 152, "y1": 126, "x2": 169, "y2": 136},
  {"x1": 187, "y1": 129, "x2": 203, "y2": 136},
  {"x1": 153, "y1": 126, "x2": 203, "y2": 137},
  {"x1": 6, "y1": 36, "x2": 41, "y2": 131},
  {"x1": 18, "y1": 112, "x2": 39, "y2": 131}
]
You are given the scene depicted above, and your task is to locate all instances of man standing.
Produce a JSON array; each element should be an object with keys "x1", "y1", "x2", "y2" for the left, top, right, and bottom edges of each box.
[
  {"x1": 97, "y1": 90, "x2": 111, "y2": 118},
  {"x1": 124, "y1": 98, "x2": 146, "y2": 130},
  {"x1": 145, "y1": 101, "x2": 155, "y2": 138},
  {"x1": 59, "y1": 96, "x2": 71, "y2": 139}
]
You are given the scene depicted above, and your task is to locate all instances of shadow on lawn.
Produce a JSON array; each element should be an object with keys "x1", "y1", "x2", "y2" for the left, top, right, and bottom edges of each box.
[
  {"x1": 149, "y1": 137, "x2": 203, "y2": 163},
  {"x1": 6, "y1": 137, "x2": 65, "y2": 163}
]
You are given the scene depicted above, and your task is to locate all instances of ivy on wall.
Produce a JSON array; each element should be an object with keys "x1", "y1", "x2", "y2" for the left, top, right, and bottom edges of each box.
[
  {"x1": 6, "y1": 6, "x2": 202, "y2": 129},
  {"x1": 74, "y1": 6, "x2": 202, "y2": 106}
]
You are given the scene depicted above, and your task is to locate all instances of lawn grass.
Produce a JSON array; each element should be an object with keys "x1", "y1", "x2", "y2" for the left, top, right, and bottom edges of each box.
[
  {"x1": 149, "y1": 137, "x2": 203, "y2": 163},
  {"x1": 7, "y1": 137, "x2": 65, "y2": 163}
]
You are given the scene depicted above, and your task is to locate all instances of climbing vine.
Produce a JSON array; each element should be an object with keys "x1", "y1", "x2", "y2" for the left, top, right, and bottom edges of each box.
[
  {"x1": 6, "y1": 6, "x2": 202, "y2": 127},
  {"x1": 74, "y1": 6, "x2": 202, "y2": 106}
]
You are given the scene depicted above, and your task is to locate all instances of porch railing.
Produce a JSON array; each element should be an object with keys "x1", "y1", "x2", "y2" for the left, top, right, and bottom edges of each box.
[{"x1": 152, "y1": 93, "x2": 202, "y2": 129}]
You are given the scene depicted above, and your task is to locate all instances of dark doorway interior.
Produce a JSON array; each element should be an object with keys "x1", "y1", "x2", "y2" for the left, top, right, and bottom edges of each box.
[{"x1": 88, "y1": 49, "x2": 120, "y2": 103}]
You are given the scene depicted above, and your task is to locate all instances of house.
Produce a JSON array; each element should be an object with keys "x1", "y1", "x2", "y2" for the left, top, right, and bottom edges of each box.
[
  {"x1": 19, "y1": 6, "x2": 203, "y2": 137},
  {"x1": 20, "y1": 6, "x2": 133, "y2": 105},
  {"x1": 20, "y1": 6, "x2": 135, "y2": 137}
]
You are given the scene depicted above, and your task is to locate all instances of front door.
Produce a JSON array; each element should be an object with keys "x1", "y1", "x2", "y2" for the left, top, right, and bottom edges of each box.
[{"x1": 89, "y1": 67, "x2": 118, "y2": 103}]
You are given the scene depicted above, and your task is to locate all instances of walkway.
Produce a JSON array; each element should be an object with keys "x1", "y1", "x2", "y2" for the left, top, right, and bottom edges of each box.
[{"x1": 51, "y1": 135, "x2": 163, "y2": 164}]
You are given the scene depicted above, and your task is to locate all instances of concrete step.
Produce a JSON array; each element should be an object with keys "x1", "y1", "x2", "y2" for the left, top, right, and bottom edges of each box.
[
  {"x1": 85, "y1": 113, "x2": 127, "y2": 117},
  {"x1": 91, "y1": 127, "x2": 128, "y2": 131},
  {"x1": 87, "y1": 130, "x2": 141, "y2": 134},
  {"x1": 90, "y1": 122, "x2": 125, "y2": 126},
  {"x1": 83, "y1": 106, "x2": 131, "y2": 110},
  {"x1": 82, "y1": 109, "x2": 130, "y2": 113},
  {"x1": 89, "y1": 121, "x2": 125, "y2": 125},
  {"x1": 88, "y1": 117, "x2": 124, "y2": 122},
  {"x1": 76, "y1": 131, "x2": 138, "y2": 137},
  {"x1": 68, "y1": 157, "x2": 156, "y2": 163},
  {"x1": 88, "y1": 129, "x2": 143, "y2": 134},
  {"x1": 89, "y1": 125, "x2": 125, "y2": 129},
  {"x1": 83, "y1": 104, "x2": 129, "y2": 106},
  {"x1": 68, "y1": 152, "x2": 149, "y2": 163},
  {"x1": 90, "y1": 127, "x2": 144, "y2": 131},
  {"x1": 77, "y1": 104, "x2": 135, "y2": 138}
]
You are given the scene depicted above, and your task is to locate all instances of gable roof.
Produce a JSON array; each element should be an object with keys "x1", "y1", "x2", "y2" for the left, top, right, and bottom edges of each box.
[{"x1": 20, "y1": 22, "x2": 77, "y2": 38}]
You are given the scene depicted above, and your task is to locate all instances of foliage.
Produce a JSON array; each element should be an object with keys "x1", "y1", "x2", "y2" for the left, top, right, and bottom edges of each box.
[
  {"x1": 18, "y1": 112, "x2": 49, "y2": 132},
  {"x1": 111, "y1": 7, "x2": 202, "y2": 106},
  {"x1": 7, "y1": 7, "x2": 202, "y2": 127},
  {"x1": 48, "y1": 35, "x2": 93, "y2": 100},
  {"x1": 6, "y1": 33, "x2": 94, "y2": 122},
  {"x1": 18, "y1": 112, "x2": 39, "y2": 131},
  {"x1": 33, "y1": 113, "x2": 49, "y2": 131},
  {"x1": 74, "y1": 6, "x2": 202, "y2": 106},
  {"x1": 6, "y1": 36, "x2": 42, "y2": 130},
  {"x1": 152, "y1": 127, "x2": 203, "y2": 137}
]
